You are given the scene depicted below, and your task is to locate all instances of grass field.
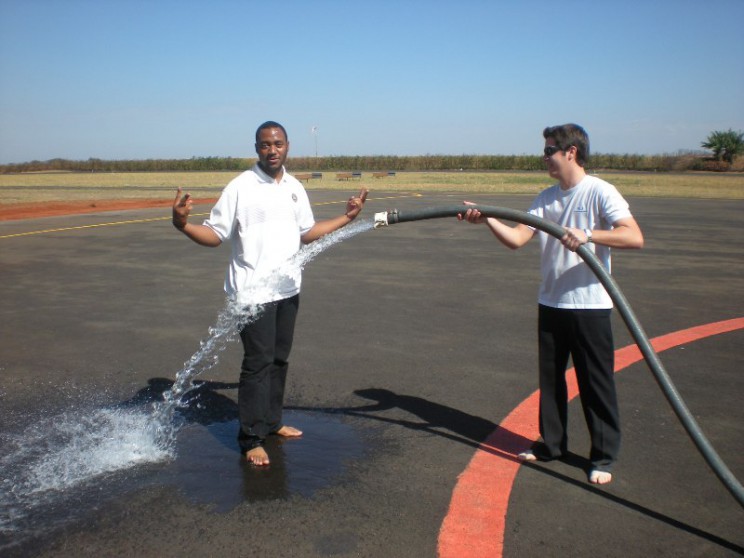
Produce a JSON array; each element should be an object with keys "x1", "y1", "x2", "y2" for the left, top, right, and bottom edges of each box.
[{"x1": 0, "y1": 170, "x2": 742, "y2": 204}]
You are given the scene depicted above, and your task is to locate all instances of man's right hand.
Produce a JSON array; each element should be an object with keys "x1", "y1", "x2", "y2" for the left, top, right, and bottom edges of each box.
[
  {"x1": 457, "y1": 201, "x2": 485, "y2": 224},
  {"x1": 172, "y1": 187, "x2": 192, "y2": 230}
]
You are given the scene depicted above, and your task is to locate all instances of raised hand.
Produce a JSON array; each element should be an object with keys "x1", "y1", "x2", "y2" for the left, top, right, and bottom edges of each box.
[
  {"x1": 345, "y1": 188, "x2": 369, "y2": 219},
  {"x1": 172, "y1": 187, "x2": 192, "y2": 230}
]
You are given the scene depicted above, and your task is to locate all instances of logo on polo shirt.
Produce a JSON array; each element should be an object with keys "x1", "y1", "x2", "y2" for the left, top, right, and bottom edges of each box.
[
  {"x1": 292, "y1": 193, "x2": 298, "y2": 202},
  {"x1": 575, "y1": 205, "x2": 587, "y2": 213}
]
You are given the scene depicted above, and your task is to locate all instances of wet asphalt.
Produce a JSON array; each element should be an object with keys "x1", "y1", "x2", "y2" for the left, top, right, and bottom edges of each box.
[{"x1": 0, "y1": 191, "x2": 742, "y2": 557}]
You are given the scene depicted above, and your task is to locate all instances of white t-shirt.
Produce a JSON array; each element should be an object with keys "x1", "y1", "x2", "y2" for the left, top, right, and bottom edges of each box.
[
  {"x1": 528, "y1": 175, "x2": 632, "y2": 309},
  {"x1": 204, "y1": 164, "x2": 315, "y2": 304}
]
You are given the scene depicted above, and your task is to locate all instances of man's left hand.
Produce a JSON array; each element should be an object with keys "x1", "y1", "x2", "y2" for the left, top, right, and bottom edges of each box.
[
  {"x1": 345, "y1": 188, "x2": 369, "y2": 219},
  {"x1": 561, "y1": 227, "x2": 590, "y2": 252}
]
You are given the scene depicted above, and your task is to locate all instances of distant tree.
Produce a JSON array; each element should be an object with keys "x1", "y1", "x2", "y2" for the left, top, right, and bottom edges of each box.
[{"x1": 701, "y1": 129, "x2": 744, "y2": 164}]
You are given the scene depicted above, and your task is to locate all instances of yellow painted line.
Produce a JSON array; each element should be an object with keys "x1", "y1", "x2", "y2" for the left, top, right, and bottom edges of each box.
[
  {"x1": 0, "y1": 193, "x2": 423, "y2": 240},
  {"x1": 0, "y1": 213, "x2": 209, "y2": 239}
]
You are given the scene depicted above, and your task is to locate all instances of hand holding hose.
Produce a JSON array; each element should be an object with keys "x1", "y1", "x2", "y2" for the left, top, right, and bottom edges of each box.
[
  {"x1": 457, "y1": 201, "x2": 486, "y2": 224},
  {"x1": 561, "y1": 227, "x2": 590, "y2": 252}
]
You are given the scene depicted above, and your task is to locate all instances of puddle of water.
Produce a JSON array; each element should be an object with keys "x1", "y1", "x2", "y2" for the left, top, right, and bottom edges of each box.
[{"x1": 161, "y1": 410, "x2": 366, "y2": 509}]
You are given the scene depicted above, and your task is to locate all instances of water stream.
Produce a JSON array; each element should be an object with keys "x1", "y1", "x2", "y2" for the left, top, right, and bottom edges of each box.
[{"x1": 0, "y1": 218, "x2": 373, "y2": 548}]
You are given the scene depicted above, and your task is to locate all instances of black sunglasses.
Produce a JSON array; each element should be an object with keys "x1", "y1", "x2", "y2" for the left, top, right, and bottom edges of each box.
[{"x1": 543, "y1": 145, "x2": 563, "y2": 157}]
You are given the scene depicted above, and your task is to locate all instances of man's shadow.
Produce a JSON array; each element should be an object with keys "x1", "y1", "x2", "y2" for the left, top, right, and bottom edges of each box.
[
  {"x1": 126, "y1": 382, "x2": 582, "y2": 471},
  {"x1": 289, "y1": 387, "x2": 554, "y2": 463},
  {"x1": 125, "y1": 382, "x2": 524, "y2": 455}
]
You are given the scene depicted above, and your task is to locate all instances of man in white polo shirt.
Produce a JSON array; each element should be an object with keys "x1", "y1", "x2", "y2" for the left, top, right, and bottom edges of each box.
[
  {"x1": 459, "y1": 124, "x2": 643, "y2": 484},
  {"x1": 173, "y1": 121, "x2": 367, "y2": 466}
]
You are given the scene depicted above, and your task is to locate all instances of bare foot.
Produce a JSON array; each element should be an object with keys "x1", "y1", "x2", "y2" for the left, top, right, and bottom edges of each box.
[
  {"x1": 275, "y1": 425, "x2": 303, "y2": 437},
  {"x1": 246, "y1": 446, "x2": 270, "y2": 466},
  {"x1": 588, "y1": 469, "x2": 612, "y2": 484},
  {"x1": 517, "y1": 450, "x2": 538, "y2": 462}
]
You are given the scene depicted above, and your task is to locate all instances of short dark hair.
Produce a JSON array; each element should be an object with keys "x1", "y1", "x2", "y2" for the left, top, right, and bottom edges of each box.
[
  {"x1": 255, "y1": 121, "x2": 288, "y2": 143},
  {"x1": 543, "y1": 123, "x2": 589, "y2": 167}
]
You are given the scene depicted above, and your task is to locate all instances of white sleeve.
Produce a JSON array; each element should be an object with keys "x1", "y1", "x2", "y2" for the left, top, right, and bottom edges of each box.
[
  {"x1": 203, "y1": 182, "x2": 238, "y2": 241},
  {"x1": 295, "y1": 186, "x2": 315, "y2": 235},
  {"x1": 600, "y1": 183, "x2": 632, "y2": 225}
]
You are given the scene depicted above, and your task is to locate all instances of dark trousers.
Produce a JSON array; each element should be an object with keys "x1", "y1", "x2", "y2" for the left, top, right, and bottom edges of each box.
[
  {"x1": 537, "y1": 304, "x2": 621, "y2": 471},
  {"x1": 237, "y1": 294, "x2": 300, "y2": 452}
]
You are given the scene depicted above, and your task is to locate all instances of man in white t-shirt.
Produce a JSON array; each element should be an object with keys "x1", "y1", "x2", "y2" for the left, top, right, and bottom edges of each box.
[
  {"x1": 173, "y1": 121, "x2": 368, "y2": 466},
  {"x1": 458, "y1": 124, "x2": 643, "y2": 484}
]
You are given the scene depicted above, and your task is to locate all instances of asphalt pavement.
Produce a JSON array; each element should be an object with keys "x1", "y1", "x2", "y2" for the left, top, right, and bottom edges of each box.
[{"x1": 1, "y1": 191, "x2": 742, "y2": 557}]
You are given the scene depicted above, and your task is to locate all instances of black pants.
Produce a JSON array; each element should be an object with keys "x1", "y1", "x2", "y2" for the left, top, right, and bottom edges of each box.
[
  {"x1": 537, "y1": 304, "x2": 620, "y2": 471},
  {"x1": 237, "y1": 294, "x2": 300, "y2": 452}
]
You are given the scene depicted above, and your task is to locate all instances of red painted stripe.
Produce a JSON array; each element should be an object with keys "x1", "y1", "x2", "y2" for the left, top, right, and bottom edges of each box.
[{"x1": 438, "y1": 317, "x2": 744, "y2": 558}]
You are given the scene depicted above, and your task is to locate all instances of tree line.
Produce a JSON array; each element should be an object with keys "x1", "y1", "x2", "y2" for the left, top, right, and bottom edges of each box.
[
  {"x1": 0, "y1": 151, "x2": 737, "y2": 174},
  {"x1": 2, "y1": 129, "x2": 741, "y2": 174}
]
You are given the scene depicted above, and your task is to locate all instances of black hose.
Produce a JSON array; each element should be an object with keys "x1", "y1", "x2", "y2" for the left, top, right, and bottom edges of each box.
[{"x1": 383, "y1": 204, "x2": 744, "y2": 508}]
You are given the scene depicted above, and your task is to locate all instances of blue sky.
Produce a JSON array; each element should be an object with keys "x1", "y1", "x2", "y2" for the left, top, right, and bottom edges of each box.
[{"x1": 1, "y1": 0, "x2": 742, "y2": 164}]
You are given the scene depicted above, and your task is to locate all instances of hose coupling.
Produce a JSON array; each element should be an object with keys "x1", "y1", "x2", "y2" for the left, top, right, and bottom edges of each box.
[{"x1": 374, "y1": 210, "x2": 396, "y2": 228}]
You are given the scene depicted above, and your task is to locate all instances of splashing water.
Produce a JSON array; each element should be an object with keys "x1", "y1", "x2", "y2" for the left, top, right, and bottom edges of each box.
[
  {"x1": 150, "y1": 218, "x2": 375, "y2": 446},
  {"x1": 0, "y1": 219, "x2": 373, "y2": 543}
]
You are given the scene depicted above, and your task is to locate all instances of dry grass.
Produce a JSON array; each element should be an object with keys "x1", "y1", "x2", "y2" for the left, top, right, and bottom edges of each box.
[{"x1": 0, "y1": 170, "x2": 742, "y2": 204}]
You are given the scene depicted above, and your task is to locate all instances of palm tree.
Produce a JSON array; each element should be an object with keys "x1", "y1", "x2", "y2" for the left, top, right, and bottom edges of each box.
[{"x1": 701, "y1": 129, "x2": 744, "y2": 164}]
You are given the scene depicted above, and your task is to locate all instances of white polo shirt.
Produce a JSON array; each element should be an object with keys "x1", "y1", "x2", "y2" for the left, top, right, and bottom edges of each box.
[
  {"x1": 528, "y1": 175, "x2": 632, "y2": 309},
  {"x1": 204, "y1": 164, "x2": 315, "y2": 304}
]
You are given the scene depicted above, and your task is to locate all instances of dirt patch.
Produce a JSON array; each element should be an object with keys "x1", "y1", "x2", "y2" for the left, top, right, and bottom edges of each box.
[{"x1": 0, "y1": 198, "x2": 218, "y2": 221}]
